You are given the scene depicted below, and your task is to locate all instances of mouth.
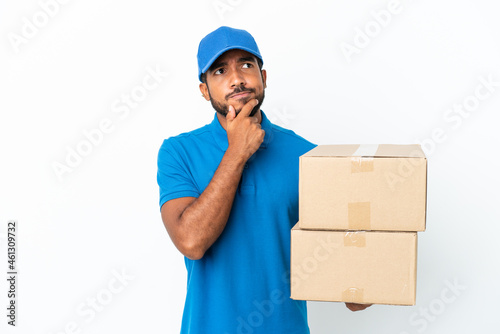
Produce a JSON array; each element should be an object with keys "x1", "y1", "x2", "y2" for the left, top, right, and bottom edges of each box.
[
  {"x1": 227, "y1": 87, "x2": 256, "y2": 100},
  {"x1": 229, "y1": 91, "x2": 251, "y2": 100}
]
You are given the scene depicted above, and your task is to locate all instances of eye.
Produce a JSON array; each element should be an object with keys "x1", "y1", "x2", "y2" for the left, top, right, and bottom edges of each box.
[
  {"x1": 242, "y1": 63, "x2": 253, "y2": 69},
  {"x1": 214, "y1": 68, "x2": 225, "y2": 75}
]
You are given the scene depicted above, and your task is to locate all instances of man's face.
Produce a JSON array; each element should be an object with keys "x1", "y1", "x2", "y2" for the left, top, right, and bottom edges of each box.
[{"x1": 200, "y1": 49, "x2": 266, "y2": 117}]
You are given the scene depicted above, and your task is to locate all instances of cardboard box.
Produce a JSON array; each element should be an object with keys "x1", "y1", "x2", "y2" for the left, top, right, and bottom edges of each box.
[
  {"x1": 299, "y1": 144, "x2": 427, "y2": 231},
  {"x1": 290, "y1": 224, "x2": 417, "y2": 305}
]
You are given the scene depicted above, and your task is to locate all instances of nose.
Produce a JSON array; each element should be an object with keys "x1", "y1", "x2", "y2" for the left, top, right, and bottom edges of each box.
[{"x1": 228, "y1": 67, "x2": 245, "y2": 88}]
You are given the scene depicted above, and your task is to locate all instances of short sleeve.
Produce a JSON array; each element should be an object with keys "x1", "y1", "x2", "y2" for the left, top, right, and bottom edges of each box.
[{"x1": 157, "y1": 139, "x2": 200, "y2": 209}]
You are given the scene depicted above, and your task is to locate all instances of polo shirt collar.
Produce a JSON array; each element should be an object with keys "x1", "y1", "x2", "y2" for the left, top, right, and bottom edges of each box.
[{"x1": 210, "y1": 110, "x2": 273, "y2": 152}]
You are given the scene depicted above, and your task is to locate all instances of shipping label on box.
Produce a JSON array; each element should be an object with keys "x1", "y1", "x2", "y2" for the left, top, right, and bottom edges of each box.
[
  {"x1": 299, "y1": 144, "x2": 427, "y2": 231},
  {"x1": 290, "y1": 224, "x2": 417, "y2": 305}
]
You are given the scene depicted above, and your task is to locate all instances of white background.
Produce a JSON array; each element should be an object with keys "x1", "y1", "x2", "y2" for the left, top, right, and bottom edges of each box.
[{"x1": 1, "y1": 0, "x2": 499, "y2": 333}]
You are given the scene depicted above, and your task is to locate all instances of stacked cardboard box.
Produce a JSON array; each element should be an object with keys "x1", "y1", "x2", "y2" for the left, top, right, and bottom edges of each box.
[{"x1": 291, "y1": 144, "x2": 427, "y2": 306}]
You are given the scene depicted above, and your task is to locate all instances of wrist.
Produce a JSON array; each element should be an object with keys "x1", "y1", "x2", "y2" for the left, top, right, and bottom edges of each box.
[{"x1": 224, "y1": 146, "x2": 248, "y2": 169}]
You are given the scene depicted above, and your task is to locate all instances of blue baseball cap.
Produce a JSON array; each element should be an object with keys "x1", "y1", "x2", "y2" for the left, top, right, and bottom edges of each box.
[{"x1": 197, "y1": 26, "x2": 263, "y2": 82}]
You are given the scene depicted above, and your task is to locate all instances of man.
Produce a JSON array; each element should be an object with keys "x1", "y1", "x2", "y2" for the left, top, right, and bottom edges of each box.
[{"x1": 157, "y1": 26, "x2": 369, "y2": 334}]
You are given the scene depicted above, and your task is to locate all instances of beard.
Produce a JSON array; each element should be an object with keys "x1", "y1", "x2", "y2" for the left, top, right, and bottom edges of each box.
[{"x1": 208, "y1": 85, "x2": 265, "y2": 117}]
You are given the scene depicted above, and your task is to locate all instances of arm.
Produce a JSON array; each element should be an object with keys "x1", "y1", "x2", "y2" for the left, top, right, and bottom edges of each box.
[{"x1": 161, "y1": 99, "x2": 263, "y2": 260}]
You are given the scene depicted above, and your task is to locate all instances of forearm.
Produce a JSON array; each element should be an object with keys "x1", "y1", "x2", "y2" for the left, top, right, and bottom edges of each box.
[
  {"x1": 164, "y1": 99, "x2": 262, "y2": 259},
  {"x1": 177, "y1": 148, "x2": 247, "y2": 259}
]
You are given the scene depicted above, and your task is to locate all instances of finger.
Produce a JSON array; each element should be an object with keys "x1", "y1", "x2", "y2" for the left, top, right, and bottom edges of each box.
[
  {"x1": 345, "y1": 303, "x2": 359, "y2": 311},
  {"x1": 226, "y1": 105, "x2": 236, "y2": 122},
  {"x1": 236, "y1": 98, "x2": 259, "y2": 118},
  {"x1": 250, "y1": 116, "x2": 259, "y2": 124},
  {"x1": 345, "y1": 303, "x2": 355, "y2": 311},
  {"x1": 345, "y1": 303, "x2": 371, "y2": 312}
]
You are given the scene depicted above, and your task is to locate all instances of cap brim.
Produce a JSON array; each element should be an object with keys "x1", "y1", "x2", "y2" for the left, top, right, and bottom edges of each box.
[{"x1": 199, "y1": 45, "x2": 263, "y2": 81}]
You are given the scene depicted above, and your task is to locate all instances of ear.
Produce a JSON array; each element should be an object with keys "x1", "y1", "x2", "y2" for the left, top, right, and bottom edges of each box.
[
  {"x1": 261, "y1": 69, "x2": 267, "y2": 88},
  {"x1": 199, "y1": 83, "x2": 210, "y2": 101}
]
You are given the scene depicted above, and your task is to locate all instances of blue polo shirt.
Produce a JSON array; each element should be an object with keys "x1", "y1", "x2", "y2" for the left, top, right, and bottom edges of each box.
[{"x1": 157, "y1": 111, "x2": 315, "y2": 334}]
